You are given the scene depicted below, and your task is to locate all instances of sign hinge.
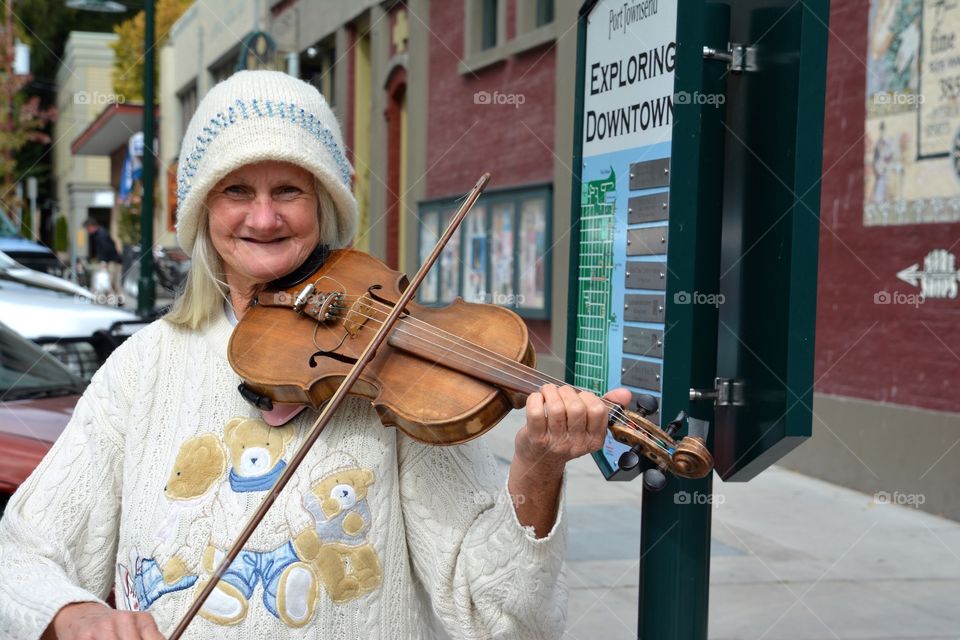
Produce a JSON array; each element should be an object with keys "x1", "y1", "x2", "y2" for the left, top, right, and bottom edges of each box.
[
  {"x1": 689, "y1": 377, "x2": 747, "y2": 407},
  {"x1": 703, "y1": 43, "x2": 758, "y2": 74}
]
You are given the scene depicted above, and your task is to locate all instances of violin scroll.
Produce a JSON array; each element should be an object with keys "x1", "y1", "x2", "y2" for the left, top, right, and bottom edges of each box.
[{"x1": 607, "y1": 406, "x2": 713, "y2": 481}]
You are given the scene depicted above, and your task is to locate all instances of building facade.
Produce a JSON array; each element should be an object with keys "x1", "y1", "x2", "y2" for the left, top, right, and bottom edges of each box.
[
  {"x1": 779, "y1": 0, "x2": 960, "y2": 519},
  {"x1": 154, "y1": 0, "x2": 959, "y2": 518},
  {"x1": 53, "y1": 32, "x2": 119, "y2": 266}
]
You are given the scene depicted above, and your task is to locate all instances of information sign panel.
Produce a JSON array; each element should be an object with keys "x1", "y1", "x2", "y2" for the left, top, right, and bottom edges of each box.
[{"x1": 573, "y1": 0, "x2": 677, "y2": 475}]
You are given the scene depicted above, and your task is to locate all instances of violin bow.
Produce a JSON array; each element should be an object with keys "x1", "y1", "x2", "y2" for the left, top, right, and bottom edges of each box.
[{"x1": 168, "y1": 173, "x2": 491, "y2": 639}]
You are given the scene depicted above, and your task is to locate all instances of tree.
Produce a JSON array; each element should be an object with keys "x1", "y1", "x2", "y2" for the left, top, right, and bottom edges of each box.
[
  {"x1": 110, "y1": 0, "x2": 192, "y2": 103},
  {"x1": 0, "y1": 5, "x2": 56, "y2": 229}
]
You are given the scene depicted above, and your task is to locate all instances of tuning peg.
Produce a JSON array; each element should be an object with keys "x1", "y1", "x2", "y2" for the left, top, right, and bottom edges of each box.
[
  {"x1": 664, "y1": 410, "x2": 687, "y2": 437},
  {"x1": 634, "y1": 393, "x2": 659, "y2": 417},
  {"x1": 618, "y1": 447, "x2": 642, "y2": 472},
  {"x1": 643, "y1": 467, "x2": 668, "y2": 491}
]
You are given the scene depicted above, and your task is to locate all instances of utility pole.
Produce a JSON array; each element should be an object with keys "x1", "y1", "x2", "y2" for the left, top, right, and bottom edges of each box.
[{"x1": 138, "y1": 0, "x2": 156, "y2": 315}]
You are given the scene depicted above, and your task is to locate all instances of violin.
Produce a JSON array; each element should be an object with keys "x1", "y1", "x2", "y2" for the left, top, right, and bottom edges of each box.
[
  {"x1": 227, "y1": 247, "x2": 712, "y2": 479},
  {"x1": 170, "y1": 174, "x2": 711, "y2": 638}
]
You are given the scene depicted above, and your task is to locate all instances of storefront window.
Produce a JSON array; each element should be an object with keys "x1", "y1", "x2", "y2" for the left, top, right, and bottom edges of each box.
[{"x1": 417, "y1": 185, "x2": 551, "y2": 317}]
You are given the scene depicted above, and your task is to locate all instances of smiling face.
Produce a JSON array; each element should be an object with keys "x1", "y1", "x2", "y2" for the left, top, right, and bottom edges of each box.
[{"x1": 206, "y1": 161, "x2": 321, "y2": 295}]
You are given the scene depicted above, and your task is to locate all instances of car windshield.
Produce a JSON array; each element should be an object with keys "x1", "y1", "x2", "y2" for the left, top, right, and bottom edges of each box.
[{"x1": 0, "y1": 321, "x2": 85, "y2": 400}]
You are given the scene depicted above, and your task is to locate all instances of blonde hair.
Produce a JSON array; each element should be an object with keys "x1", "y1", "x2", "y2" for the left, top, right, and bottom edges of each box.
[{"x1": 165, "y1": 181, "x2": 339, "y2": 330}]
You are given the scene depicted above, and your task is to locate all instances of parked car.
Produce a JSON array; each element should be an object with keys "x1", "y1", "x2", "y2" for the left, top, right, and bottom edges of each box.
[
  {"x1": 0, "y1": 214, "x2": 66, "y2": 277},
  {"x1": 0, "y1": 250, "x2": 95, "y2": 300},
  {"x1": 0, "y1": 278, "x2": 145, "y2": 381},
  {"x1": 0, "y1": 320, "x2": 85, "y2": 516}
]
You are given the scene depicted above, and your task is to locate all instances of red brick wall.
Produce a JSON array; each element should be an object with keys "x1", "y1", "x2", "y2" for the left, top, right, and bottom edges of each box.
[
  {"x1": 815, "y1": 0, "x2": 960, "y2": 413},
  {"x1": 425, "y1": 0, "x2": 555, "y2": 198}
]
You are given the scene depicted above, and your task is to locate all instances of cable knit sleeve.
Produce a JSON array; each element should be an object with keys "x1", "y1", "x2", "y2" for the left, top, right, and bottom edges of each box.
[
  {"x1": 0, "y1": 332, "x2": 142, "y2": 639},
  {"x1": 397, "y1": 433, "x2": 568, "y2": 639}
]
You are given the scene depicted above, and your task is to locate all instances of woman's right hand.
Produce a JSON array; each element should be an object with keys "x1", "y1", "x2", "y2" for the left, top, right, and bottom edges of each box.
[{"x1": 46, "y1": 602, "x2": 164, "y2": 640}]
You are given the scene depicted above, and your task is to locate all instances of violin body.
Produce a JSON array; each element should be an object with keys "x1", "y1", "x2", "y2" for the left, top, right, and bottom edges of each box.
[{"x1": 229, "y1": 248, "x2": 536, "y2": 445}]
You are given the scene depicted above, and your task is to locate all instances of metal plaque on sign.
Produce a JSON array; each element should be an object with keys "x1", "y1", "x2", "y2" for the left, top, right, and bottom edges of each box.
[
  {"x1": 629, "y1": 158, "x2": 671, "y2": 190},
  {"x1": 623, "y1": 327, "x2": 664, "y2": 358},
  {"x1": 627, "y1": 227, "x2": 669, "y2": 256},
  {"x1": 624, "y1": 294, "x2": 665, "y2": 323},
  {"x1": 625, "y1": 261, "x2": 667, "y2": 290},
  {"x1": 621, "y1": 359, "x2": 662, "y2": 391},
  {"x1": 628, "y1": 192, "x2": 670, "y2": 223}
]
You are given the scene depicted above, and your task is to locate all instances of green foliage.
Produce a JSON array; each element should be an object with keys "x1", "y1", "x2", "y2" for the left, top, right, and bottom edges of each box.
[
  {"x1": 54, "y1": 215, "x2": 68, "y2": 253},
  {"x1": 116, "y1": 203, "x2": 141, "y2": 247},
  {"x1": 110, "y1": 0, "x2": 192, "y2": 102}
]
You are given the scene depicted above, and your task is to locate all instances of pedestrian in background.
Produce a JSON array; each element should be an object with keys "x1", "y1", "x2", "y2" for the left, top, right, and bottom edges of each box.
[{"x1": 84, "y1": 217, "x2": 124, "y2": 302}]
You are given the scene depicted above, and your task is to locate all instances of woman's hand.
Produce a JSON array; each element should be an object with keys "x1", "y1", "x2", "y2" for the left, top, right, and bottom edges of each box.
[
  {"x1": 47, "y1": 602, "x2": 164, "y2": 640},
  {"x1": 514, "y1": 384, "x2": 631, "y2": 474},
  {"x1": 508, "y1": 384, "x2": 632, "y2": 537}
]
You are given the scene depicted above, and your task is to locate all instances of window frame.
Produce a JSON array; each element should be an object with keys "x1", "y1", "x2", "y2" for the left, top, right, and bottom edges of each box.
[
  {"x1": 177, "y1": 80, "x2": 198, "y2": 140},
  {"x1": 417, "y1": 183, "x2": 552, "y2": 319}
]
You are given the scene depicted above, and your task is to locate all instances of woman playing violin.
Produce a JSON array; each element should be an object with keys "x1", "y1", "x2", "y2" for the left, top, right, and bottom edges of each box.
[{"x1": 0, "y1": 70, "x2": 629, "y2": 640}]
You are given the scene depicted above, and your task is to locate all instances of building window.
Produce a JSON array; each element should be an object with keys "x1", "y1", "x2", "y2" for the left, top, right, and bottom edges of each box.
[
  {"x1": 480, "y1": 0, "x2": 498, "y2": 50},
  {"x1": 464, "y1": 0, "x2": 504, "y2": 59},
  {"x1": 177, "y1": 82, "x2": 197, "y2": 139},
  {"x1": 301, "y1": 38, "x2": 336, "y2": 107},
  {"x1": 535, "y1": 0, "x2": 554, "y2": 27},
  {"x1": 513, "y1": 0, "x2": 556, "y2": 54},
  {"x1": 417, "y1": 185, "x2": 551, "y2": 317},
  {"x1": 208, "y1": 45, "x2": 240, "y2": 86}
]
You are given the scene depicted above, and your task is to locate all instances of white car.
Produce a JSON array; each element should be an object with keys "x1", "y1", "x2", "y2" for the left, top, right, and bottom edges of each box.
[
  {"x1": 0, "y1": 278, "x2": 144, "y2": 381},
  {"x1": 0, "y1": 250, "x2": 94, "y2": 300}
]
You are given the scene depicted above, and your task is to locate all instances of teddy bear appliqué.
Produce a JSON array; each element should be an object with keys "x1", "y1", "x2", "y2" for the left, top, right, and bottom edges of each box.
[
  {"x1": 121, "y1": 432, "x2": 226, "y2": 611},
  {"x1": 293, "y1": 467, "x2": 383, "y2": 603},
  {"x1": 120, "y1": 417, "x2": 383, "y2": 627}
]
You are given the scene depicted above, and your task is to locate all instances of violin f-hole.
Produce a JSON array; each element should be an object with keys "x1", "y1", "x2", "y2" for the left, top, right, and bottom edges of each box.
[{"x1": 309, "y1": 349, "x2": 358, "y2": 367}]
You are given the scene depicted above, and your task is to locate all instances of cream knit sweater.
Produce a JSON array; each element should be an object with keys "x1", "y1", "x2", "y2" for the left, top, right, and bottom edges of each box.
[{"x1": 0, "y1": 308, "x2": 567, "y2": 639}]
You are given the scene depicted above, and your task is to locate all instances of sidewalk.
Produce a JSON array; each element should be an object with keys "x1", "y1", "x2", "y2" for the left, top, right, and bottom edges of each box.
[{"x1": 483, "y1": 410, "x2": 960, "y2": 640}]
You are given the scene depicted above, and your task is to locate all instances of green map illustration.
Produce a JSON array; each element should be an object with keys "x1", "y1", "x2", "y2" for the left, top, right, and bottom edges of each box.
[{"x1": 574, "y1": 169, "x2": 617, "y2": 394}]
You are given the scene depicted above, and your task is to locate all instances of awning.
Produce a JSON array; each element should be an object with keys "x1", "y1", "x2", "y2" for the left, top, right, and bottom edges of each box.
[{"x1": 71, "y1": 103, "x2": 159, "y2": 156}]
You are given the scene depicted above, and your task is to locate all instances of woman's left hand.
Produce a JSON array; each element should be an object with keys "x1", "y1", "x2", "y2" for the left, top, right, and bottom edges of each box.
[
  {"x1": 514, "y1": 384, "x2": 632, "y2": 475},
  {"x1": 507, "y1": 384, "x2": 631, "y2": 538}
]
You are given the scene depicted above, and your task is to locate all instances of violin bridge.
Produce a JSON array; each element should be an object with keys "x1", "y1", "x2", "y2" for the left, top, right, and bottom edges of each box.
[{"x1": 342, "y1": 292, "x2": 376, "y2": 337}]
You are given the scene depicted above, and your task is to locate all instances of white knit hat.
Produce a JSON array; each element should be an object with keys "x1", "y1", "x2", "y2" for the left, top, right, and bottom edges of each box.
[{"x1": 175, "y1": 70, "x2": 356, "y2": 253}]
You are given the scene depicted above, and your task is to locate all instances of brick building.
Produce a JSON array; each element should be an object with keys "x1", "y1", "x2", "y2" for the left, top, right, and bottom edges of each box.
[{"x1": 780, "y1": 0, "x2": 960, "y2": 518}]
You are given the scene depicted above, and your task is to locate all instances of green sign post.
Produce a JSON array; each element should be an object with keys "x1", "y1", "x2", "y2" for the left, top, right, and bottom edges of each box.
[{"x1": 566, "y1": 1, "x2": 830, "y2": 637}]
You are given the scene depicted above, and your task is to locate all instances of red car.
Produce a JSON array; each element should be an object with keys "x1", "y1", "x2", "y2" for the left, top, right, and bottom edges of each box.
[{"x1": 0, "y1": 321, "x2": 84, "y2": 515}]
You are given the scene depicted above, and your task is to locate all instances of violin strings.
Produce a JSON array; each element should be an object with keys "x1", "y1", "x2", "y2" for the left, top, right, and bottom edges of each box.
[
  {"x1": 322, "y1": 293, "x2": 660, "y2": 436},
  {"x1": 301, "y1": 292, "x2": 670, "y2": 453}
]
